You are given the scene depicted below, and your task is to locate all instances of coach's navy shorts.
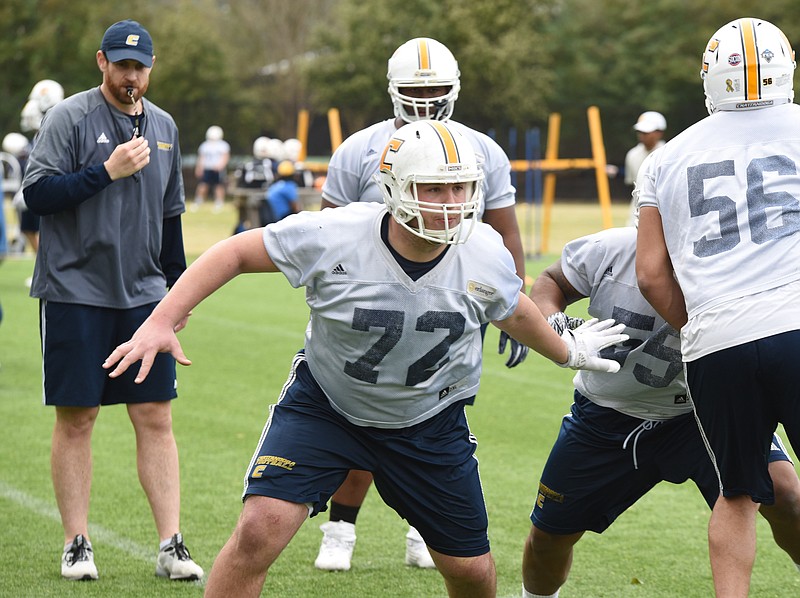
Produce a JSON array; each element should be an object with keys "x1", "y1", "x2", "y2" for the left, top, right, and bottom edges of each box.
[
  {"x1": 687, "y1": 330, "x2": 800, "y2": 504},
  {"x1": 40, "y1": 301, "x2": 177, "y2": 407},
  {"x1": 530, "y1": 391, "x2": 791, "y2": 535},
  {"x1": 244, "y1": 352, "x2": 489, "y2": 557}
]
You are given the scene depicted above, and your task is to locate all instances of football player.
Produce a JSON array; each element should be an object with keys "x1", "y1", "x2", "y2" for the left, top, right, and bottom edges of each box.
[
  {"x1": 637, "y1": 18, "x2": 800, "y2": 595},
  {"x1": 104, "y1": 120, "x2": 628, "y2": 598}
]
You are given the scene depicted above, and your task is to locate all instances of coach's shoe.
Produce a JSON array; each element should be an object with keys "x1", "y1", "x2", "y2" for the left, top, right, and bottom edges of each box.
[
  {"x1": 405, "y1": 526, "x2": 436, "y2": 569},
  {"x1": 315, "y1": 520, "x2": 356, "y2": 571},
  {"x1": 61, "y1": 534, "x2": 98, "y2": 581},
  {"x1": 156, "y1": 533, "x2": 204, "y2": 580}
]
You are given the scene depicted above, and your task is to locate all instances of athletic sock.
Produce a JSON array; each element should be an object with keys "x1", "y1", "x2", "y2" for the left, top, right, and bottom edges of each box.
[
  {"x1": 522, "y1": 585, "x2": 559, "y2": 598},
  {"x1": 328, "y1": 501, "x2": 360, "y2": 525}
]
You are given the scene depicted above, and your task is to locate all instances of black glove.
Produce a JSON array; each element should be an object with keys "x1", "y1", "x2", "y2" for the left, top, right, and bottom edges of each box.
[
  {"x1": 498, "y1": 331, "x2": 529, "y2": 368},
  {"x1": 546, "y1": 312, "x2": 586, "y2": 336}
]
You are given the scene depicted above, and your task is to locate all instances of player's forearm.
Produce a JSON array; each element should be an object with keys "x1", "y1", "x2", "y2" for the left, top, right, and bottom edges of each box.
[{"x1": 493, "y1": 293, "x2": 569, "y2": 364}]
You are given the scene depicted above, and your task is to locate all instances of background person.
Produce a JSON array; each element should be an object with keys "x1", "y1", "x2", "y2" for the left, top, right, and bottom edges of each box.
[
  {"x1": 259, "y1": 160, "x2": 299, "y2": 226},
  {"x1": 636, "y1": 17, "x2": 800, "y2": 597},
  {"x1": 21, "y1": 19, "x2": 202, "y2": 582},
  {"x1": 316, "y1": 36, "x2": 529, "y2": 572},
  {"x1": 102, "y1": 120, "x2": 627, "y2": 598},
  {"x1": 193, "y1": 124, "x2": 230, "y2": 212},
  {"x1": 522, "y1": 222, "x2": 800, "y2": 598},
  {"x1": 623, "y1": 111, "x2": 666, "y2": 226}
]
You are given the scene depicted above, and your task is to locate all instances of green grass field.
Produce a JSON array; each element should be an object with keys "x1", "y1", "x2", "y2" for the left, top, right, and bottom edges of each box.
[{"x1": 1, "y1": 201, "x2": 798, "y2": 597}]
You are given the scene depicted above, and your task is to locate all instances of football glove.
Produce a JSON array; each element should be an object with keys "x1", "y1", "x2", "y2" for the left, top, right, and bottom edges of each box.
[
  {"x1": 546, "y1": 311, "x2": 586, "y2": 336},
  {"x1": 556, "y1": 318, "x2": 628, "y2": 373},
  {"x1": 498, "y1": 331, "x2": 529, "y2": 368}
]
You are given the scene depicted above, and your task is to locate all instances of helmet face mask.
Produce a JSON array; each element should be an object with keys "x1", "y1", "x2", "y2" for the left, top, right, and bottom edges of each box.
[
  {"x1": 378, "y1": 121, "x2": 483, "y2": 245},
  {"x1": 701, "y1": 18, "x2": 796, "y2": 115},
  {"x1": 387, "y1": 38, "x2": 461, "y2": 123}
]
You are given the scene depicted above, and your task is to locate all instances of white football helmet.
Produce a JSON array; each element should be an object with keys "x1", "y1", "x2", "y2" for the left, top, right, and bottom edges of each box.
[
  {"x1": 701, "y1": 17, "x2": 796, "y2": 114},
  {"x1": 253, "y1": 136, "x2": 271, "y2": 159},
  {"x1": 387, "y1": 38, "x2": 461, "y2": 123},
  {"x1": 283, "y1": 138, "x2": 303, "y2": 162},
  {"x1": 2, "y1": 132, "x2": 31, "y2": 158},
  {"x1": 377, "y1": 120, "x2": 483, "y2": 245},
  {"x1": 206, "y1": 125, "x2": 224, "y2": 141},
  {"x1": 29, "y1": 79, "x2": 64, "y2": 112}
]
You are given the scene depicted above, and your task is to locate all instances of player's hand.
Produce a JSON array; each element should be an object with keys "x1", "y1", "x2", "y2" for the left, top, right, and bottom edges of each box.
[
  {"x1": 498, "y1": 331, "x2": 529, "y2": 368},
  {"x1": 557, "y1": 318, "x2": 628, "y2": 373},
  {"x1": 546, "y1": 311, "x2": 586, "y2": 336},
  {"x1": 102, "y1": 317, "x2": 191, "y2": 383}
]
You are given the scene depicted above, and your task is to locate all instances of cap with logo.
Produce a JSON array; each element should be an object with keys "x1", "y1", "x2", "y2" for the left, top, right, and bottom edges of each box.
[
  {"x1": 101, "y1": 20, "x2": 153, "y2": 67},
  {"x1": 633, "y1": 111, "x2": 667, "y2": 133}
]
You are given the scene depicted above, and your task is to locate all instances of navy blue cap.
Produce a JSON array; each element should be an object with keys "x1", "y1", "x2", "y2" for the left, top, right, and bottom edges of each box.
[{"x1": 101, "y1": 20, "x2": 153, "y2": 67}]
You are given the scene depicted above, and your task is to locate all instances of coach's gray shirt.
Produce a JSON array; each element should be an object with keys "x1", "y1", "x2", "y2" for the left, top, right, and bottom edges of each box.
[{"x1": 23, "y1": 87, "x2": 184, "y2": 309}]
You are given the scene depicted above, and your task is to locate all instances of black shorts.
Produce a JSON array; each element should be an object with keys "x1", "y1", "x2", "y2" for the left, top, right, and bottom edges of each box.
[
  {"x1": 40, "y1": 301, "x2": 177, "y2": 407},
  {"x1": 687, "y1": 330, "x2": 800, "y2": 503},
  {"x1": 243, "y1": 352, "x2": 490, "y2": 557}
]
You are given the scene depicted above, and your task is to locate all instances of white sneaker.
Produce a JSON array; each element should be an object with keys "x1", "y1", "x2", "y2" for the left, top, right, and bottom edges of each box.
[
  {"x1": 405, "y1": 526, "x2": 436, "y2": 569},
  {"x1": 156, "y1": 533, "x2": 204, "y2": 580},
  {"x1": 61, "y1": 534, "x2": 98, "y2": 581},
  {"x1": 315, "y1": 520, "x2": 356, "y2": 571}
]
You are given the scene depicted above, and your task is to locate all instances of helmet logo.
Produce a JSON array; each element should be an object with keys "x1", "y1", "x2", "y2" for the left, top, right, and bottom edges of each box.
[
  {"x1": 762, "y1": 48, "x2": 774, "y2": 63},
  {"x1": 725, "y1": 79, "x2": 737, "y2": 92},
  {"x1": 728, "y1": 53, "x2": 742, "y2": 66},
  {"x1": 379, "y1": 138, "x2": 404, "y2": 174}
]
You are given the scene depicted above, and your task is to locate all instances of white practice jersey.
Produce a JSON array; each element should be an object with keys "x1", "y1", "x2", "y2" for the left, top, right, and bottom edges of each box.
[
  {"x1": 638, "y1": 103, "x2": 800, "y2": 360},
  {"x1": 262, "y1": 202, "x2": 521, "y2": 428},
  {"x1": 197, "y1": 138, "x2": 230, "y2": 171},
  {"x1": 321, "y1": 118, "x2": 516, "y2": 218},
  {"x1": 563, "y1": 227, "x2": 687, "y2": 420}
]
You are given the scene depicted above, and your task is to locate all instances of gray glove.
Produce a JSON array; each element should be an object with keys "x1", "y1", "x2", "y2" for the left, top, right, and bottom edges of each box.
[
  {"x1": 546, "y1": 311, "x2": 586, "y2": 336},
  {"x1": 498, "y1": 331, "x2": 529, "y2": 368},
  {"x1": 556, "y1": 318, "x2": 629, "y2": 372}
]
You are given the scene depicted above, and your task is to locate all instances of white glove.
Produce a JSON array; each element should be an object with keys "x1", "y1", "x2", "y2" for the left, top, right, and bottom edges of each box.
[{"x1": 556, "y1": 318, "x2": 628, "y2": 373}]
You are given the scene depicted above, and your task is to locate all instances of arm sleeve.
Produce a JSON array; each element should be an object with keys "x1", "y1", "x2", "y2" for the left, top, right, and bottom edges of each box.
[
  {"x1": 160, "y1": 214, "x2": 187, "y2": 288},
  {"x1": 23, "y1": 164, "x2": 112, "y2": 215}
]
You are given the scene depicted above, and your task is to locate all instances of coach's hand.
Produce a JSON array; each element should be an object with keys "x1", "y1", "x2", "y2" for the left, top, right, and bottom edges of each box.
[
  {"x1": 498, "y1": 331, "x2": 529, "y2": 368},
  {"x1": 556, "y1": 318, "x2": 627, "y2": 373}
]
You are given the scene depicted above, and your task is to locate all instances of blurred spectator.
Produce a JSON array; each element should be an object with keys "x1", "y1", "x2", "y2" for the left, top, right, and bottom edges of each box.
[
  {"x1": 193, "y1": 125, "x2": 230, "y2": 212},
  {"x1": 624, "y1": 111, "x2": 666, "y2": 225}
]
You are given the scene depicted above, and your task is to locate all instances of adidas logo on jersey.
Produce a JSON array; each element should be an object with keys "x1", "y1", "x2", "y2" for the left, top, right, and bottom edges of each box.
[
  {"x1": 331, "y1": 264, "x2": 347, "y2": 275},
  {"x1": 96, "y1": 132, "x2": 110, "y2": 144}
]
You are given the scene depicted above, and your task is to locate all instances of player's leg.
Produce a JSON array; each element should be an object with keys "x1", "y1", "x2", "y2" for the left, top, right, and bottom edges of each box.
[
  {"x1": 687, "y1": 341, "x2": 777, "y2": 598},
  {"x1": 434, "y1": 550, "x2": 496, "y2": 598},
  {"x1": 205, "y1": 496, "x2": 308, "y2": 598},
  {"x1": 760, "y1": 457, "x2": 800, "y2": 567},
  {"x1": 371, "y1": 400, "x2": 496, "y2": 595},
  {"x1": 315, "y1": 469, "x2": 372, "y2": 571},
  {"x1": 522, "y1": 525, "x2": 583, "y2": 595},
  {"x1": 709, "y1": 495, "x2": 759, "y2": 596}
]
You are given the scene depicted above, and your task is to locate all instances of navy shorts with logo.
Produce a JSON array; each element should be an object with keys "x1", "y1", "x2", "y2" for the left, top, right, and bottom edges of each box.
[
  {"x1": 244, "y1": 352, "x2": 489, "y2": 557},
  {"x1": 41, "y1": 301, "x2": 177, "y2": 407},
  {"x1": 530, "y1": 391, "x2": 790, "y2": 535}
]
